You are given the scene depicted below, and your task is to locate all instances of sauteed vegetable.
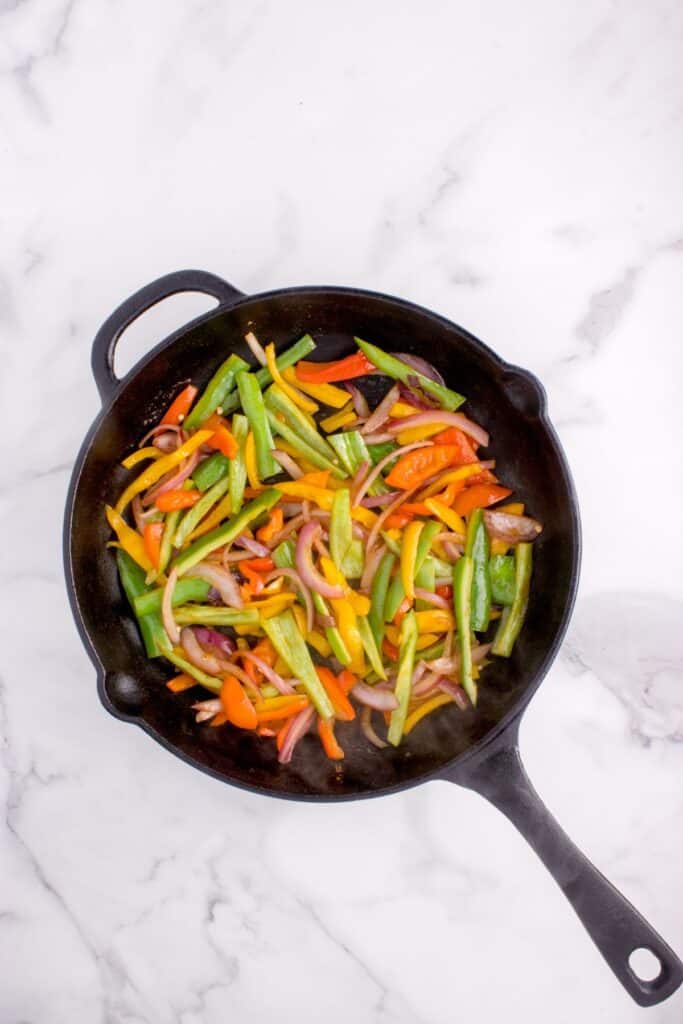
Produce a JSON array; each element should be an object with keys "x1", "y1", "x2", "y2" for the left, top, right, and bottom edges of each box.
[{"x1": 107, "y1": 335, "x2": 543, "y2": 764}]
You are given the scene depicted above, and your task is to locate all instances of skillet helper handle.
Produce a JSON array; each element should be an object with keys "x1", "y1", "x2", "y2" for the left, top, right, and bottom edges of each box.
[
  {"x1": 91, "y1": 269, "x2": 244, "y2": 403},
  {"x1": 448, "y1": 737, "x2": 683, "y2": 1007}
]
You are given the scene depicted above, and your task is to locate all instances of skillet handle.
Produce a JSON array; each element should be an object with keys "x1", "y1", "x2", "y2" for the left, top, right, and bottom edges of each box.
[
  {"x1": 91, "y1": 269, "x2": 244, "y2": 403},
  {"x1": 445, "y1": 731, "x2": 683, "y2": 1006}
]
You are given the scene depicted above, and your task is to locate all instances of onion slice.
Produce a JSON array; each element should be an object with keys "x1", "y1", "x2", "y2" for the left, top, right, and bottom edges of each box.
[
  {"x1": 386, "y1": 411, "x2": 489, "y2": 448},
  {"x1": 278, "y1": 706, "x2": 315, "y2": 764},
  {"x1": 351, "y1": 682, "x2": 398, "y2": 711},
  {"x1": 181, "y1": 626, "x2": 227, "y2": 676},
  {"x1": 193, "y1": 627, "x2": 236, "y2": 658},
  {"x1": 360, "y1": 384, "x2": 400, "y2": 436},
  {"x1": 235, "y1": 535, "x2": 270, "y2": 558},
  {"x1": 360, "y1": 706, "x2": 388, "y2": 749},
  {"x1": 414, "y1": 588, "x2": 450, "y2": 609},
  {"x1": 265, "y1": 568, "x2": 315, "y2": 633},
  {"x1": 390, "y1": 352, "x2": 445, "y2": 385},
  {"x1": 272, "y1": 449, "x2": 304, "y2": 479},
  {"x1": 344, "y1": 382, "x2": 370, "y2": 418},
  {"x1": 245, "y1": 331, "x2": 268, "y2": 366},
  {"x1": 239, "y1": 651, "x2": 295, "y2": 695},
  {"x1": 162, "y1": 567, "x2": 180, "y2": 645},
  {"x1": 142, "y1": 449, "x2": 200, "y2": 506},
  {"x1": 296, "y1": 522, "x2": 344, "y2": 598},
  {"x1": 186, "y1": 562, "x2": 243, "y2": 609}
]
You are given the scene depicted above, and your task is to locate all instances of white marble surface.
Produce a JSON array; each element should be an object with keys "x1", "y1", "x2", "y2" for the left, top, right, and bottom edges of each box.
[{"x1": 2, "y1": 0, "x2": 683, "y2": 1020}]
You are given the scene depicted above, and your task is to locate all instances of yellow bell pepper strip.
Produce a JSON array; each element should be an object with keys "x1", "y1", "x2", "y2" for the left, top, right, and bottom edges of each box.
[
  {"x1": 307, "y1": 629, "x2": 332, "y2": 657},
  {"x1": 106, "y1": 505, "x2": 153, "y2": 571},
  {"x1": 319, "y1": 557, "x2": 370, "y2": 616},
  {"x1": 172, "y1": 606, "x2": 260, "y2": 628},
  {"x1": 219, "y1": 335, "x2": 318, "y2": 418},
  {"x1": 414, "y1": 609, "x2": 454, "y2": 633},
  {"x1": 115, "y1": 430, "x2": 213, "y2": 515},
  {"x1": 264, "y1": 342, "x2": 318, "y2": 414},
  {"x1": 121, "y1": 446, "x2": 162, "y2": 469},
  {"x1": 184, "y1": 353, "x2": 250, "y2": 429},
  {"x1": 172, "y1": 489, "x2": 281, "y2": 576},
  {"x1": 424, "y1": 498, "x2": 467, "y2": 537},
  {"x1": 491, "y1": 543, "x2": 533, "y2": 657},
  {"x1": 418, "y1": 463, "x2": 485, "y2": 499},
  {"x1": 260, "y1": 610, "x2": 334, "y2": 719},
  {"x1": 244, "y1": 431, "x2": 261, "y2": 490},
  {"x1": 404, "y1": 694, "x2": 454, "y2": 735},
  {"x1": 369, "y1": 551, "x2": 396, "y2": 649},
  {"x1": 387, "y1": 610, "x2": 418, "y2": 745},
  {"x1": 497, "y1": 502, "x2": 524, "y2": 516},
  {"x1": 396, "y1": 423, "x2": 446, "y2": 445},
  {"x1": 282, "y1": 367, "x2": 349, "y2": 408},
  {"x1": 264, "y1": 384, "x2": 342, "y2": 470},
  {"x1": 133, "y1": 577, "x2": 211, "y2": 616},
  {"x1": 244, "y1": 593, "x2": 297, "y2": 617},
  {"x1": 357, "y1": 617, "x2": 386, "y2": 679},
  {"x1": 236, "y1": 372, "x2": 279, "y2": 479},
  {"x1": 453, "y1": 555, "x2": 476, "y2": 704},
  {"x1": 466, "y1": 508, "x2": 491, "y2": 632},
  {"x1": 489, "y1": 554, "x2": 516, "y2": 606},
  {"x1": 400, "y1": 520, "x2": 424, "y2": 602},
  {"x1": 116, "y1": 549, "x2": 166, "y2": 657},
  {"x1": 355, "y1": 338, "x2": 466, "y2": 411},
  {"x1": 274, "y1": 481, "x2": 333, "y2": 508},
  {"x1": 320, "y1": 405, "x2": 355, "y2": 432},
  {"x1": 384, "y1": 625, "x2": 442, "y2": 650},
  {"x1": 389, "y1": 401, "x2": 422, "y2": 418}
]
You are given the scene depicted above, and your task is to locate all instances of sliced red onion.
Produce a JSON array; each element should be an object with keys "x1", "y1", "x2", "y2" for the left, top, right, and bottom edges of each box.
[
  {"x1": 412, "y1": 671, "x2": 441, "y2": 697},
  {"x1": 441, "y1": 541, "x2": 463, "y2": 562},
  {"x1": 359, "y1": 541, "x2": 387, "y2": 593},
  {"x1": 397, "y1": 383, "x2": 438, "y2": 410},
  {"x1": 271, "y1": 512, "x2": 306, "y2": 546},
  {"x1": 390, "y1": 352, "x2": 445, "y2": 385},
  {"x1": 296, "y1": 522, "x2": 344, "y2": 598},
  {"x1": 186, "y1": 562, "x2": 243, "y2": 609},
  {"x1": 280, "y1": 502, "x2": 303, "y2": 517},
  {"x1": 278, "y1": 706, "x2": 315, "y2": 764},
  {"x1": 301, "y1": 500, "x2": 311, "y2": 523},
  {"x1": 354, "y1": 441, "x2": 432, "y2": 508},
  {"x1": 142, "y1": 449, "x2": 200, "y2": 506},
  {"x1": 351, "y1": 682, "x2": 398, "y2": 711},
  {"x1": 483, "y1": 510, "x2": 543, "y2": 543},
  {"x1": 140, "y1": 422, "x2": 184, "y2": 447},
  {"x1": 360, "y1": 706, "x2": 388, "y2": 749},
  {"x1": 244, "y1": 330, "x2": 268, "y2": 366},
  {"x1": 265, "y1": 567, "x2": 314, "y2": 633},
  {"x1": 425, "y1": 643, "x2": 491, "y2": 676},
  {"x1": 361, "y1": 384, "x2": 400, "y2": 436},
  {"x1": 344, "y1": 382, "x2": 370, "y2": 418},
  {"x1": 193, "y1": 627, "x2": 236, "y2": 658},
  {"x1": 235, "y1": 534, "x2": 271, "y2": 558},
  {"x1": 361, "y1": 432, "x2": 394, "y2": 444},
  {"x1": 131, "y1": 495, "x2": 156, "y2": 534},
  {"x1": 350, "y1": 460, "x2": 370, "y2": 502},
  {"x1": 437, "y1": 679, "x2": 469, "y2": 710},
  {"x1": 414, "y1": 588, "x2": 450, "y2": 609},
  {"x1": 162, "y1": 567, "x2": 180, "y2": 645},
  {"x1": 239, "y1": 651, "x2": 295, "y2": 695},
  {"x1": 366, "y1": 486, "x2": 419, "y2": 553},
  {"x1": 181, "y1": 627, "x2": 228, "y2": 677},
  {"x1": 192, "y1": 698, "x2": 222, "y2": 723},
  {"x1": 360, "y1": 492, "x2": 400, "y2": 508},
  {"x1": 387, "y1": 411, "x2": 489, "y2": 448},
  {"x1": 272, "y1": 449, "x2": 304, "y2": 479}
]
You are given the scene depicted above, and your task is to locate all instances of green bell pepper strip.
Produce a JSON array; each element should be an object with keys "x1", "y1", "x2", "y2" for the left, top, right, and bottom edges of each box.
[
  {"x1": 236, "y1": 372, "x2": 279, "y2": 479},
  {"x1": 369, "y1": 551, "x2": 396, "y2": 649},
  {"x1": 116, "y1": 549, "x2": 166, "y2": 658},
  {"x1": 416, "y1": 637, "x2": 446, "y2": 662},
  {"x1": 387, "y1": 610, "x2": 418, "y2": 745},
  {"x1": 414, "y1": 554, "x2": 436, "y2": 611},
  {"x1": 173, "y1": 606, "x2": 260, "y2": 628},
  {"x1": 367, "y1": 441, "x2": 396, "y2": 465},
  {"x1": 271, "y1": 539, "x2": 352, "y2": 666},
  {"x1": 355, "y1": 338, "x2": 466, "y2": 412},
  {"x1": 174, "y1": 474, "x2": 231, "y2": 549},
  {"x1": 466, "y1": 508, "x2": 491, "y2": 633},
  {"x1": 357, "y1": 617, "x2": 386, "y2": 679},
  {"x1": 158, "y1": 639, "x2": 221, "y2": 692},
  {"x1": 328, "y1": 431, "x2": 388, "y2": 494},
  {"x1": 430, "y1": 554, "x2": 453, "y2": 578},
  {"x1": 491, "y1": 543, "x2": 533, "y2": 657},
  {"x1": 266, "y1": 409, "x2": 344, "y2": 476},
  {"x1": 172, "y1": 489, "x2": 282, "y2": 575},
  {"x1": 453, "y1": 555, "x2": 476, "y2": 705},
  {"x1": 384, "y1": 573, "x2": 405, "y2": 623},
  {"x1": 228, "y1": 413, "x2": 249, "y2": 515},
  {"x1": 489, "y1": 554, "x2": 516, "y2": 606},
  {"x1": 341, "y1": 539, "x2": 364, "y2": 579},
  {"x1": 330, "y1": 489, "x2": 364, "y2": 578},
  {"x1": 184, "y1": 353, "x2": 250, "y2": 429},
  {"x1": 134, "y1": 577, "x2": 211, "y2": 617},
  {"x1": 264, "y1": 384, "x2": 340, "y2": 466},
  {"x1": 261, "y1": 610, "x2": 334, "y2": 719},
  {"x1": 220, "y1": 335, "x2": 317, "y2": 415},
  {"x1": 193, "y1": 452, "x2": 230, "y2": 492},
  {"x1": 416, "y1": 520, "x2": 440, "y2": 568}
]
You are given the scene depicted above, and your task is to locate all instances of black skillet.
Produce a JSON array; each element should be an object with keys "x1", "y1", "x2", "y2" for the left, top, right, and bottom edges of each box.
[{"x1": 63, "y1": 269, "x2": 683, "y2": 1006}]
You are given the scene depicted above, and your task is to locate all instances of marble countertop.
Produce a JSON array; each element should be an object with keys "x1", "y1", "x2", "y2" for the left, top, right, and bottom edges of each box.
[{"x1": 2, "y1": 1, "x2": 682, "y2": 1021}]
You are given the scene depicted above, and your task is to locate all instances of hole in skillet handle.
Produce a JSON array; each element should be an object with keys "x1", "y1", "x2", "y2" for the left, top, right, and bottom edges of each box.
[{"x1": 629, "y1": 947, "x2": 663, "y2": 984}]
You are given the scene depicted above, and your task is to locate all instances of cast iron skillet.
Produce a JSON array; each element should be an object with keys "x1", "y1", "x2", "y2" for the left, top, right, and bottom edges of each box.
[{"x1": 64, "y1": 270, "x2": 682, "y2": 1006}]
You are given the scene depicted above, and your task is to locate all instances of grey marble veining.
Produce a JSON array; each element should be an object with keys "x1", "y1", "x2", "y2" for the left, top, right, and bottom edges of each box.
[{"x1": 2, "y1": 1, "x2": 682, "y2": 1021}]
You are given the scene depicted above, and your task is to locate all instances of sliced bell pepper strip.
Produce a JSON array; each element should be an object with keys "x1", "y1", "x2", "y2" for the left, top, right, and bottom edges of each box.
[
  {"x1": 115, "y1": 430, "x2": 212, "y2": 514},
  {"x1": 404, "y1": 694, "x2": 454, "y2": 736},
  {"x1": 106, "y1": 505, "x2": 152, "y2": 572},
  {"x1": 385, "y1": 445, "x2": 461, "y2": 491},
  {"x1": 425, "y1": 498, "x2": 466, "y2": 537},
  {"x1": 387, "y1": 610, "x2": 418, "y2": 745},
  {"x1": 265, "y1": 342, "x2": 318, "y2": 414},
  {"x1": 489, "y1": 554, "x2": 516, "y2": 606},
  {"x1": 184, "y1": 354, "x2": 250, "y2": 429},
  {"x1": 369, "y1": 551, "x2": 396, "y2": 650},
  {"x1": 452, "y1": 484, "x2": 512, "y2": 517},
  {"x1": 396, "y1": 423, "x2": 447, "y2": 445},
  {"x1": 161, "y1": 384, "x2": 198, "y2": 425},
  {"x1": 256, "y1": 507, "x2": 284, "y2": 545},
  {"x1": 431, "y1": 427, "x2": 479, "y2": 463},
  {"x1": 172, "y1": 489, "x2": 281, "y2": 575},
  {"x1": 236, "y1": 372, "x2": 279, "y2": 479},
  {"x1": 318, "y1": 718, "x2": 344, "y2": 759},
  {"x1": 166, "y1": 673, "x2": 196, "y2": 693},
  {"x1": 414, "y1": 609, "x2": 453, "y2": 633},
  {"x1": 320, "y1": 405, "x2": 355, "y2": 433},
  {"x1": 244, "y1": 431, "x2": 261, "y2": 490},
  {"x1": 357, "y1": 617, "x2": 386, "y2": 679},
  {"x1": 264, "y1": 384, "x2": 341, "y2": 468},
  {"x1": 330, "y1": 488, "x2": 353, "y2": 574},
  {"x1": 133, "y1": 577, "x2": 211, "y2": 616},
  {"x1": 154, "y1": 488, "x2": 201, "y2": 512},
  {"x1": 186, "y1": 492, "x2": 232, "y2": 542},
  {"x1": 295, "y1": 350, "x2": 376, "y2": 384},
  {"x1": 266, "y1": 408, "x2": 343, "y2": 477},
  {"x1": 415, "y1": 554, "x2": 436, "y2": 611},
  {"x1": 220, "y1": 676, "x2": 257, "y2": 729},
  {"x1": 227, "y1": 413, "x2": 248, "y2": 515},
  {"x1": 143, "y1": 522, "x2": 163, "y2": 569},
  {"x1": 116, "y1": 548, "x2": 166, "y2": 657},
  {"x1": 466, "y1": 508, "x2": 491, "y2": 632},
  {"x1": 171, "y1": 606, "x2": 260, "y2": 628},
  {"x1": 315, "y1": 667, "x2": 355, "y2": 721},
  {"x1": 453, "y1": 555, "x2": 476, "y2": 704},
  {"x1": 220, "y1": 335, "x2": 318, "y2": 416},
  {"x1": 282, "y1": 367, "x2": 349, "y2": 408},
  {"x1": 491, "y1": 543, "x2": 533, "y2": 657},
  {"x1": 260, "y1": 610, "x2": 334, "y2": 719},
  {"x1": 193, "y1": 452, "x2": 229, "y2": 492},
  {"x1": 327, "y1": 431, "x2": 388, "y2": 494},
  {"x1": 121, "y1": 446, "x2": 162, "y2": 469},
  {"x1": 206, "y1": 422, "x2": 239, "y2": 459},
  {"x1": 174, "y1": 474, "x2": 231, "y2": 549},
  {"x1": 355, "y1": 338, "x2": 465, "y2": 412},
  {"x1": 255, "y1": 695, "x2": 310, "y2": 723},
  {"x1": 400, "y1": 520, "x2": 424, "y2": 602}
]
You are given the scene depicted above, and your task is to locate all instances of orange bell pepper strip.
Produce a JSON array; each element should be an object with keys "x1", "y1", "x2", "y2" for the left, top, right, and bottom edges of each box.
[
  {"x1": 154, "y1": 489, "x2": 202, "y2": 512},
  {"x1": 256, "y1": 508, "x2": 284, "y2": 545},
  {"x1": 209, "y1": 425, "x2": 239, "y2": 459},
  {"x1": 166, "y1": 672, "x2": 195, "y2": 693},
  {"x1": 315, "y1": 666, "x2": 356, "y2": 721},
  {"x1": 436, "y1": 584, "x2": 452, "y2": 601},
  {"x1": 142, "y1": 522, "x2": 163, "y2": 569},
  {"x1": 384, "y1": 511, "x2": 414, "y2": 529},
  {"x1": 383, "y1": 638, "x2": 399, "y2": 662},
  {"x1": 401, "y1": 502, "x2": 432, "y2": 516},
  {"x1": 161, "y1": 384, "x2": 198, "y2": 425},
  {"x1": 220, "y1": 676, "x2": 258, "y2": 730},
  {"x1": 209, "y1": 712, "x2": 229, "y2": 727},
  {"x1": 385, "y1": 445, "x2": 462, "y2": 490},
  {"x1": 336, "y1": 669, "x2": 357, "y2": 694},
  {"x1": 295, "y1": 351, "x2": 376, "y2": 384},
  {"x1": 255, "y1": 695, "x2": 309, "y2": 723},
  {"x1": 452, "y1": 484, "x2": 512, "y2": 516},
  {"x1": 432, "y1": 427, "x2": 479, "y2": 463},
  {"x1": 318, "y1": 718, "x2": 344, "y2": 760}
]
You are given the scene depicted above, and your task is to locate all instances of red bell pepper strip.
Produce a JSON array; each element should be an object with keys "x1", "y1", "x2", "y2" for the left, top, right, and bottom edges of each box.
[
  {"x1": 154, "y1": 489, "x2": 202, "y2": 512},
  {"x1": 142, "y1": 522, "x2": 163, "y2": 568},
  {"x1": 452, "y1": 484, "x2": 512, "y2": 516},
  {"x1": 161, "y1": 385, "x2": 198, "y2": 425},
  {"x1": 385, "y1": 445, "x2": 462, "y2": 490},
  {"x1": 432, "y1": 427, "x2": 479, "y2": 463},
  {"x1": 295, "y1": 351, "x2": 376, "y2": 384}
]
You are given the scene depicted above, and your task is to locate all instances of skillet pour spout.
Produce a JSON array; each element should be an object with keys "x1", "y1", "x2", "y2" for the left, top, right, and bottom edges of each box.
[{"x1": 64, "y1": 269, "x2": 683, "y2": 1007}]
